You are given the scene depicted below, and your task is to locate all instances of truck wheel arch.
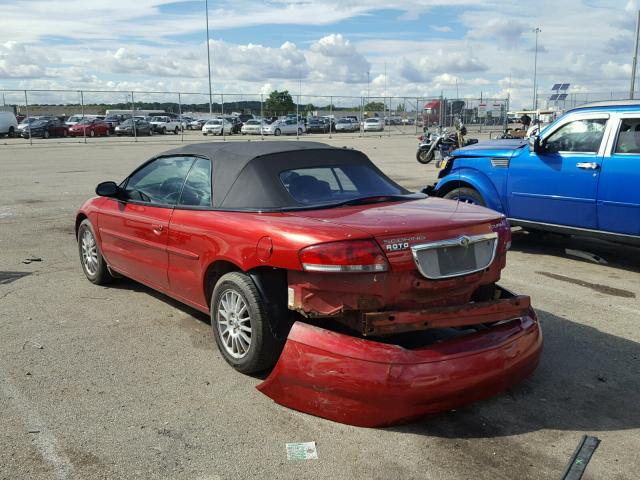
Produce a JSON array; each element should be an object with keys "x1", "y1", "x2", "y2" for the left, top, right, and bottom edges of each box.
[{"x1": 435, "y1": 168, "x2": 505, "y2": 213}]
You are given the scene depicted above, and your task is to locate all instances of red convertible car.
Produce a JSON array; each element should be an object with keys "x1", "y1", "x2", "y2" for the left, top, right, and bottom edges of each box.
[{"x1": 76, "y1": 142, "x2": 542, "y2": 427}]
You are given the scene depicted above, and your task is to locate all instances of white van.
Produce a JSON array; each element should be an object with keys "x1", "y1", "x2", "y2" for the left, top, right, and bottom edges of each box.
[{"x1": 0, "y1": 112, "x2": 18, "y2": 137}]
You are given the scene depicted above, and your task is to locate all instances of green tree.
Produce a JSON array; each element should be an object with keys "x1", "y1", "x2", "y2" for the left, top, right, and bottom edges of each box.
[
  {"x1": 304, "y1": 103, "x2": 316, "y2": 115},
  {"x1": 364, "y1": 101, "x2": 385, "y2": 111},
  {"x1": 264, "y1": 90, "x2": 295, "y2": 116},
  {"x1": 396, "y1": 103, "x2": 405, "y2": 112}
]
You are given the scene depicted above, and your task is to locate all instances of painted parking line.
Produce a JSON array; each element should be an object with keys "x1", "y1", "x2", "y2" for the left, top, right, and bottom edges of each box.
[{"x1": 0, "y1": 371, "x2": 74, "y2": 480}]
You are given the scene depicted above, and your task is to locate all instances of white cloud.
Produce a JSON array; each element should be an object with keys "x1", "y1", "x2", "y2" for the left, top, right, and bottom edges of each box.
[
  {"x1": 306, "y1": 34, "x2": 370, "y2": 83},
  {"x1": 399, "y1": 51, "x2": 488, "y2": 82},
  {"x1": 0, "y1": 41, "x2": 58, "y2": 78},
  {"x1": 601, "y1": 61, "x2": 632, "y2": 80}
]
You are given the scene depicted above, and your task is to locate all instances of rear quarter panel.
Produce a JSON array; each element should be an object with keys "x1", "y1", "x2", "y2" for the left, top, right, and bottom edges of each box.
[{"x1": 166, "y1": 210, "x2": 372, "y2": 308}]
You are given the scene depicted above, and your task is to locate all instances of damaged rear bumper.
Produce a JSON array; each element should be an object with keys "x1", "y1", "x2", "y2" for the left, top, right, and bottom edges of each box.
[{"x1": 257, "y1": 310, "x2": 542, "y2": 427}]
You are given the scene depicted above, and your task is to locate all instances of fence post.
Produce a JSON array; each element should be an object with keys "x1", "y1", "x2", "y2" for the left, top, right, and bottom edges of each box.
[
  {"x1": 24, "y1": 90, "x2": 32, "y2": 146},
  {"x1": 387, "y1": 97, "x2": 391, "y2": 137},
  {"x1": 131, "y1": 91, "x2": 137, "y2": 143},
  {"x1": 415, "y1": 98, "x2": 419, "y2": 135},
  {"x1": 329, "y1": 97, "x2": 333, "y2": 139},
  {"x1": 178, "y1": 93, "x2": 183, "y2": 142},
  {"x1": 221, "y1": 93, "x2": 225, "y2": 141},
  {"x1": 360, "y1": 96, "x2": 364, "y2": 137},
  {"x1": 296, "y1": 93, "x2": 299, "y2": 140},
  {"x1": 80, "y1": 90, "x2": 87, "y2": 144},
  {"x1": 260, "y1": 93, "x2": 264, "y2": 141}
]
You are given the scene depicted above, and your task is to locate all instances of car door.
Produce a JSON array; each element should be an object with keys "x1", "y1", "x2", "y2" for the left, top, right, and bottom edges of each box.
[
  {"x1": 97, "y1": 156, "x2": 195, "y2": 290},
  {"x1": 53, "y1": 119, "x2": 66, "y2": 136},
  {"x1": 597, "y1": 115, "x2": 640, "y2": 235},
  {"x1": 285, "y1": 119, "x2": 296, "y2": 134},
  {"x1": 167, "y1": 157, "x2": 213, "y2": 308},
  {"x1": 506, "y1": 114, "x2": 610, "y2": 229}
]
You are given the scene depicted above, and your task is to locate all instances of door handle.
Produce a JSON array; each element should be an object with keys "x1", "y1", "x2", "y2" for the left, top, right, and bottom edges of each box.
[
  {"x1": 576, "y1": 162, "x2": 599, "y2": 170},
  {"x1": 152, "y1": 225, "x2": 164, "y2": 235}
]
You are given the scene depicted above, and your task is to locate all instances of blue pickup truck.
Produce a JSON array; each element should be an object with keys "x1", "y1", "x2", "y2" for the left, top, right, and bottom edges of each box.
[{"x1": 427, "y1": 100, "x2": 640, "y2": 243}]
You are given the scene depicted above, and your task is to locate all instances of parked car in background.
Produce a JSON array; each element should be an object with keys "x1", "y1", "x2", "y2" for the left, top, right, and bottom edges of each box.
[
  {"x1": 65, "y1": 114, "x2": 99, "y2": 127},
  {"x1": 115, "y1": 118, "x2": 153, "y2": 136},
  {"x1": 334, "y1": 117, "x2": 359, "y2": 133},
  {"x1": 149, "y1": 116, "x2": 182, "y2": 135},
  {"x1": 0, "y1": 111, "x2": 18, "y2": 137},
  {"x1": 76, "y1": 141, "x2": 541, "y2": 427},
  {"x1": 178, "y1": 116, "x2": 194, "y2": 130},
  {"x1": 226, "y1": 116, "x2": 243, "y2": 134},
  {"x1": 68, "y1": 118, "x2": 111, "y2": 137},
  {"x1": 104, "y1": 114, "x2": 131, "y2": 133},
  {"x1": 306, "y1": 117, "x2": 330, "y2": 133},
  {"x1": 363, "y1": 118, "x2": 384, "y2": 132},
  {"x1": 18, "y1": 117, "x2": 50, "y2": 133},
  {"x1": 241, "y1": 119, "x2": 264, "y2": 135},
  {"x1": 262, "y1": 118, "x2": 304, "y2": 136},
  {"x1": 428, "y1": 100, "x2": 640, "y2": 243},
  {"x1": 202, "y1": 118, "x2": 234, "y2": 136},
  {"x1": 21, "y1": 118, "x2": 68, "y2": 139},
  {"x1": 188, "y1": 119, "x2": 207, "y2": 130}
]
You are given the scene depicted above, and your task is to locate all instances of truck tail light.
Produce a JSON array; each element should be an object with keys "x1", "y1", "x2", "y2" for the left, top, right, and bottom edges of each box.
[{"x1": 299, "y1": 240, "x2": 389, "y2": 273}]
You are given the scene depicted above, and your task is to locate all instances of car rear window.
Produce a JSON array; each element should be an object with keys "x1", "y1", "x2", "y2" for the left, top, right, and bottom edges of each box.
[{"x1": 279, "y1": 165, "x2": 402, "y2": 205}]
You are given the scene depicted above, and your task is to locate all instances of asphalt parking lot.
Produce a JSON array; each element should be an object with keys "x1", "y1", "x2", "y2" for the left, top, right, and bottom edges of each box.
[{"x1": 1, "y1": 134, "x2": 639, "y2": 480}]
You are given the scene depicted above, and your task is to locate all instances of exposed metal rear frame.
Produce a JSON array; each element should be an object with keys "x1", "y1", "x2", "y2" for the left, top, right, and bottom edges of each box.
[{"x1": 410, "y1": 232, "x2": 498, "y2": 280}]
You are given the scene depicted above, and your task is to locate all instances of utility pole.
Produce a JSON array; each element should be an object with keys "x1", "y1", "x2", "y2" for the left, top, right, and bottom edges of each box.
[
  {"x1": 205, "y1": 0, "x2": 213, "y2": 117},
  {"x1": 631, "y1": 10, "x2": 640, "y2": 99},
  {"x1": 532, "y1": 27, "x2": 541, "y2": 111},
  {"x1": 367, "y1": 70, "x2": 370, "y2": 101}
]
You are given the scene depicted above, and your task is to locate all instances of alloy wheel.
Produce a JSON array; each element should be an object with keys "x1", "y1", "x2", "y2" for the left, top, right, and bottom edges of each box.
[
  {"x1": 216, "y1": 289, "x2": 252, "y2": 359},
  {"x1": 81, "y1": 228, "x2": 99, "y2": 276}
]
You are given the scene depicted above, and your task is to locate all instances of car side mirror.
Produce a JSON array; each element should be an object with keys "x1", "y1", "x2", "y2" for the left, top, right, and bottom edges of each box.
[
  {"x1": 96, "y1": 181, "x2": 120, "y2": 198},
  {"x1": 529, "y1": 135, "x2": 543, "y2": 153}
]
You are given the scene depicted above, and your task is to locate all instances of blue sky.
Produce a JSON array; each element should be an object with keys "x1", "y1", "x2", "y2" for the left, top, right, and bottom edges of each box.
[{"x1": 0, "y1": 0, "x2": 637, "y2": 108}]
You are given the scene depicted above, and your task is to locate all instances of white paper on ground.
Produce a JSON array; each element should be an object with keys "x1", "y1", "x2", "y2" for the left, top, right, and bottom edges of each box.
[{"x1": 286, "y1": 441, "x2": 318, "y2": 460}]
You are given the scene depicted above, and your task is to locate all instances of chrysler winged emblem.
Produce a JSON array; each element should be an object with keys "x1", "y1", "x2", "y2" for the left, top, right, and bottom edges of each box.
[{"x1": 458, "y1": 236, "x2": 471, "y2": 248}]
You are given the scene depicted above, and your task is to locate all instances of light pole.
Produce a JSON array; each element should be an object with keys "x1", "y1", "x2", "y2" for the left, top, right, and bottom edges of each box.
[
  {"x1": 630, "y1": 10, "x2": 640, "y2": 99},
  {"x1": 532, "y1": 27, "x2": 541, "y2": 111},
  {"x1": 205, "y1": 0, "x2": 213, "y2": 117},
  {"x1": 367, "y1": 70, "x2": 370, "y2": 101}
]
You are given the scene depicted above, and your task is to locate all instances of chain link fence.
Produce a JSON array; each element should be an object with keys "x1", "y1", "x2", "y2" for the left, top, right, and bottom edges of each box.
[{"x1": 0, "y1": 89, "x2": 509, "y2": 145}]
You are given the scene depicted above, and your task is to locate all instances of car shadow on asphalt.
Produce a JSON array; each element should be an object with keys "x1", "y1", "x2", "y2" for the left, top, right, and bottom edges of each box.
[
  {"x1": 510, "y1": 230, "x2": 640, "y2": 274},
  {"x1": 390, "y1": 308, "x2": 640, "y2": 438},
  {"x1": 105, "y1": 277, "x2": 211, "y2": 325}
]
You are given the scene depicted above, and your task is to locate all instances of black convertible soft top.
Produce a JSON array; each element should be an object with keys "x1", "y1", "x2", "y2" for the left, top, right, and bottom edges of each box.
[{"x1": 159, "y1": 141, "x2": 407, "y2": 210}]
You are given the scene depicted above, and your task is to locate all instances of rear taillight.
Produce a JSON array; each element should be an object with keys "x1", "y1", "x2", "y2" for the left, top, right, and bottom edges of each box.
[
  {"x1": 299, "y1": 240, "x2": 388, "y2": 273},
  {"x1": 492, "y1": 217, "x2": 512, "y2": 252}
]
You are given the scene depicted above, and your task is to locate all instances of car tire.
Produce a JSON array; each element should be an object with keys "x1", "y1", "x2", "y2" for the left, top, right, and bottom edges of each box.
[
  {"x1": 203, "y1": 132, "x2": 207, "y2": 136},
  {"x1": 174, "y1": 127, "x2": 179, "y2": 135},
  {"x1": 416, "y1": 148, "x2": 434, "y2": 164},
  {"x1": 161, "y1": 127, "x2": 166, "y2": 135},
  {"x1": 297, "y1": 128, "x2": 303, "y2": 135},
  {"x1": 211, "y1": 272, "x2": 283, "y2": 374},
  {"x1": 8, "y1": 126, "x2": 15, "y2": 138},
  {"x1": 442, "y1": 187, "x2": 486, "y2": 206},
  {"x1": 78, "y1": 219, "x2": 113, "y2": 285},
  {"x1": 274, "y1": 128, "x2": 281, "y2": 136}
]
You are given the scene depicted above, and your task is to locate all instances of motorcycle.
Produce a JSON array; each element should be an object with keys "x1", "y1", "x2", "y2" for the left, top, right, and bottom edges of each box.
[{"x1": 416, "y1": 123, "x2": 477, "y2": 164}]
